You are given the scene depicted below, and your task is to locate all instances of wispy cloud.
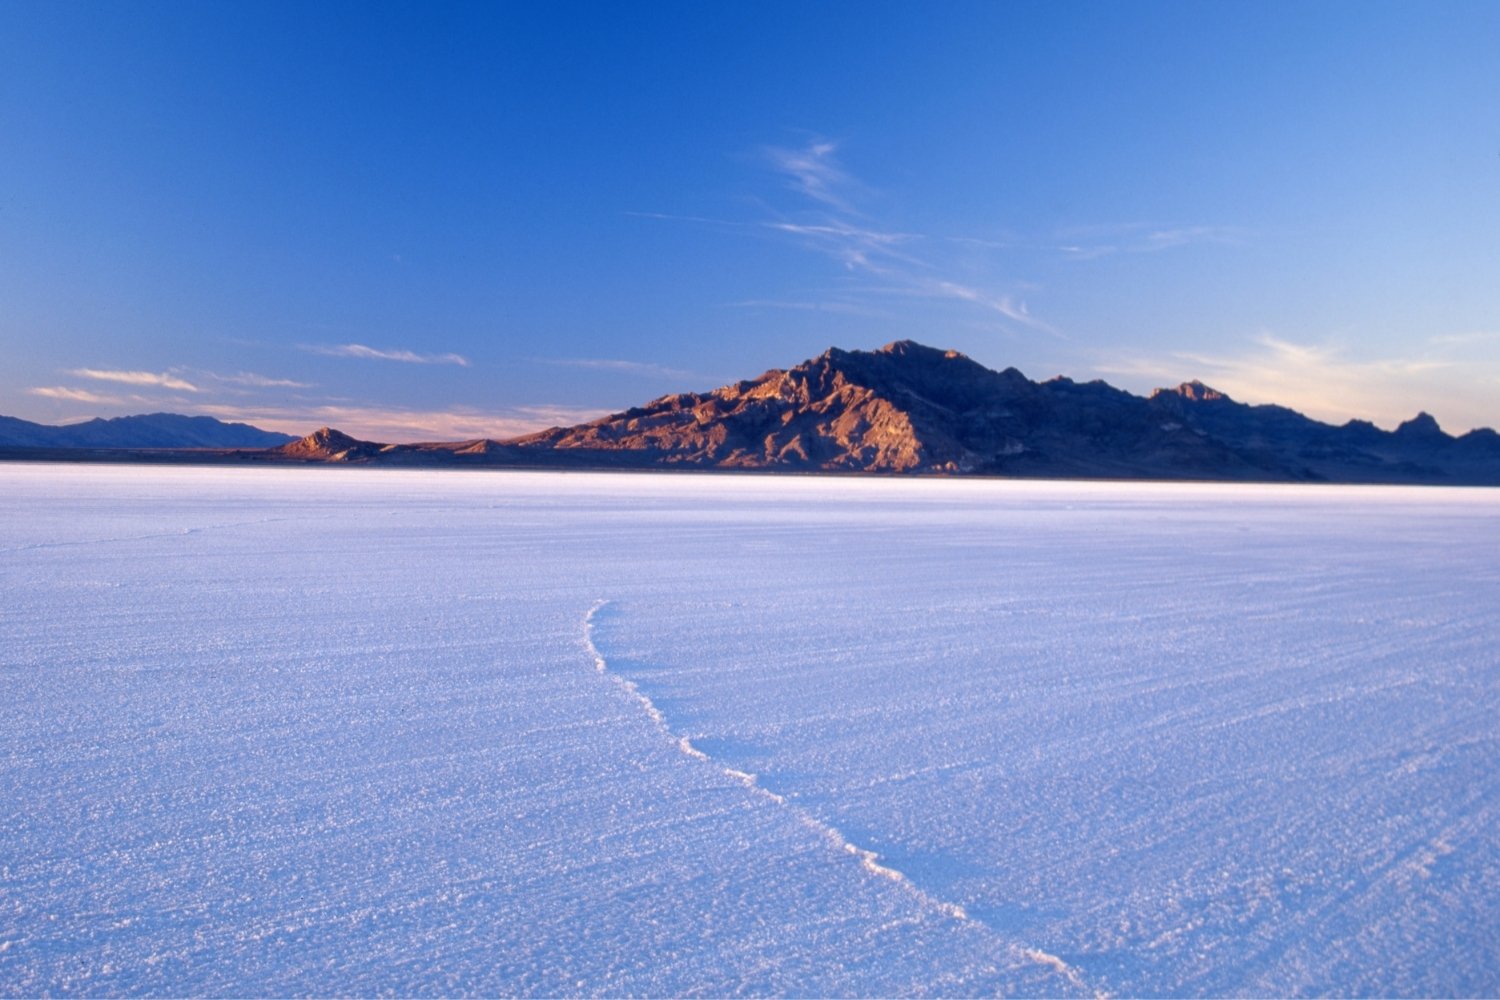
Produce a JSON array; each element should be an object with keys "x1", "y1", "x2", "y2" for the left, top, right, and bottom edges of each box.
[
  {"x1": 205, "y1": 370, "x2": 314, "y2": 389},
  {"x1": 506, "y1": 404, "x2": 615, "y2": 431},
  {"x1": 1093, "y1": 332, "x2": 1497, "y2": 432},
  {"x1": 191, "y1": 402, "x2": 607, "y2": 443},
  {"x1": 624, "y1": 210, "x2": 747, "y2": 228},
  {"x1": 28, "y1": 386, "x2": 134, "y2": 405},
  {"x1": 628, "y1": 209, "x2": 922, "y2": 274},
  {"x1": 68, "y1": 368, "x2": 199, "y2": 392},
  {"x1": 761, "y1": 139, "x2": 1056, "y2": 330},
  {"x1": 764, "y1": 219, "x2": 923, "y2": 272},
  {"x1": 906, "y1": 279, "x2": 1058, "y2": 332},
  {"x1": 535, "y1": 357, "x2": 701, "y2": 380},
  {"x1": 727, "y1": 298, "x2": 890, "y2": 318},
  {"x1": 944, "y1": 234, "x2": 1024, "y2": 250},
  {"x1": 764, "y1": 139, "x2": 859, "y2": 212},
  {"x1": 28, "y1": 376, "x2": 605, "y2": 442},
  {"x1": 302, "y1": 343, "x2": 471, "y2": 366},
  {"x1": 1056, "y1": 223, "x2": 1245, "y2": 261},
  {"x1": 637, "y1": 137, "x2": 1246, "y2": 340},
  {"x1": 1427, "y1": 330, "x2": 1499, "y2": 348}
]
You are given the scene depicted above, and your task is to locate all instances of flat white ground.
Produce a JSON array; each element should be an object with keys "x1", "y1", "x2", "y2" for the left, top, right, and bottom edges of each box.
[{"x1": 1, "y1": 464, "x2": 1496, "y2": 997}]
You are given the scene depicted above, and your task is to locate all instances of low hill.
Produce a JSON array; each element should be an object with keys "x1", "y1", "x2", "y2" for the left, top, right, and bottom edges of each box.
[{"x1": 272, "y1": 427, "x2": 389, "y2": 462}]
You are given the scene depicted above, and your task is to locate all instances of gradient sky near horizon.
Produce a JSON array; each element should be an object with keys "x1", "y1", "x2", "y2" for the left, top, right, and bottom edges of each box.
[{"x1": 2, "y1": 0, "x2": 1498, "y2": 440}]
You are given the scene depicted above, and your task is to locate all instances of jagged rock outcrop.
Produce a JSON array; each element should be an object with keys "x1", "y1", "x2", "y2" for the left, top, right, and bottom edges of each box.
[{"x1": 1153, "y1": 380, "x2": 1229, "y2": 403}]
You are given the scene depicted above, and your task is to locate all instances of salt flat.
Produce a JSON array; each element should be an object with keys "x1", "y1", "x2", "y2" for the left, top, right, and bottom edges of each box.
[{"x1": 1, "y1": 464, "x2": 1496, "y2": 997}]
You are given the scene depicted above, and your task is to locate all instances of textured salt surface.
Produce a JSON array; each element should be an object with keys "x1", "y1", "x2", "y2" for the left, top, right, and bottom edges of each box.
[{"x1": 1, "y1": 464, "x2": 1496, "y2": 996}]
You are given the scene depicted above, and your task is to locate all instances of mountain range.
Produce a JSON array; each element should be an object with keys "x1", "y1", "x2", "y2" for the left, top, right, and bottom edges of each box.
[
  {"x1": 0, "y1": 412, "x2": 294, "y2": 450},
  {"x1": 4, "y1": 341, "x2": 1498, "y2": 484}
]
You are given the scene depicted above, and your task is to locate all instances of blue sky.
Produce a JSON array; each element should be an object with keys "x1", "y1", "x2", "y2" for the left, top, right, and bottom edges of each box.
[{"x1": 2, "y1": 0, "x2": 1497, "y2": 440}]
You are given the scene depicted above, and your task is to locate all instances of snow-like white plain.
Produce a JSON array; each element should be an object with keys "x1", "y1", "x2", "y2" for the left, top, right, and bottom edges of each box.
[{"x1": 2, "y1": 463, "x2": 1497, "y2": 997}]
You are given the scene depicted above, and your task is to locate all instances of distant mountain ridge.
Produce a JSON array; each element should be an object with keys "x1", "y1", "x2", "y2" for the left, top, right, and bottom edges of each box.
[
  {"x1": 4, "y1": 342, "x2": 1498, "y2": 484},
  {"x1": 0, "y1": 412, "x2": 294, "y2": 450}
]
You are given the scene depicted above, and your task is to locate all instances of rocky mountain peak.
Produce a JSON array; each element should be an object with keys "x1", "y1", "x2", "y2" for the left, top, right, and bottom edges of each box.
[
  {"x1": 275, "y1": 426, "x2": 384, "y2": 461},
  {"x1": 877, "y1": 339, "x2": 969, "y2": 362},
  {"x1": 1395, "y1": 412, "x2": 1445, "y2": 438},
  {"x1": 310, "y1": 426, "x2": 357, "y2": 446},
  {"x1": 1153, "y1": 380, "x2": 1231, "y2": 403}
]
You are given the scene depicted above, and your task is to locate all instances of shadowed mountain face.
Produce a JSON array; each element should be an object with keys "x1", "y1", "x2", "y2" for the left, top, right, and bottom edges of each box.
[
  {"x1": 5, "y1": 342, "x2": 1498, "y2": 483},
  {"x1": 1145, "y1": 382, "x2": 1500, "y2": 483}
]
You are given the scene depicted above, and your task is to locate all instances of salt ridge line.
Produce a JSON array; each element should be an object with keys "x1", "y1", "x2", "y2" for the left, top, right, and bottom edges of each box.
[{"x1": 581, "y1": 599, "x2": 1104, "y2": 998}]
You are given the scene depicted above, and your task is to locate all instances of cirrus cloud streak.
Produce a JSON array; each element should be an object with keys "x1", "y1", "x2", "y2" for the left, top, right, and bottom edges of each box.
[
  {"x1": 68, "y1": 368, "x2": 199, "y2": 391},
  {"x1": 535, "y1": 357, "x2": 703, "y2": 380},
  {"x1": 28, "y1": 386, "x2": 136, "y2": 405},
  {"x1": 301, "y1": 343, "x2": 471, "y2": 366}
]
